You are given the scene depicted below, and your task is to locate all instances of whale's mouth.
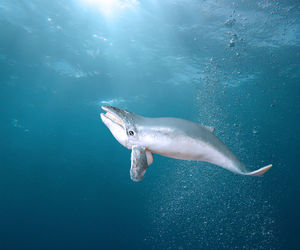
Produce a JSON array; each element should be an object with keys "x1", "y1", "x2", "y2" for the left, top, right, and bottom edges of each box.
[{"x1": 101, "y1": 105, "x2": 125, "y2": 128}]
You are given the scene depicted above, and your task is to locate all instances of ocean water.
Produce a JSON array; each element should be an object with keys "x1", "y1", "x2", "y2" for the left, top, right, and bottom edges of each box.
[{"x1": 0, "y1": 0, "x2": 299, "y2": 249}]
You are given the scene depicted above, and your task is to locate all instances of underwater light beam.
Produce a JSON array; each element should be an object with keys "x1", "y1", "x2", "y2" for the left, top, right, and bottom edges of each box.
[{"x1": 79, "y1": 0, "x2": 139, "y2": 18}]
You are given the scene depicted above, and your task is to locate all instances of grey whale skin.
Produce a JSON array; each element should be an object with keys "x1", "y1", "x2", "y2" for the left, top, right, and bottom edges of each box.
[{"x1": 100, "y1": 105, "x2": 272, "y2": 182}]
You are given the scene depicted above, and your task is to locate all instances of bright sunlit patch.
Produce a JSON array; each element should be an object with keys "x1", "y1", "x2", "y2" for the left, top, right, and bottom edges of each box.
[{"x1": 79, "y1": 0, "x2": 139, "y2": 19}]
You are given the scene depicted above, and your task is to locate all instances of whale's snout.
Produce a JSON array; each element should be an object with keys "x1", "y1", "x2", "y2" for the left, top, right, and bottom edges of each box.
[
  {"x1": 101, "y1": 105, "x2": 125, "y2": 128},
  {"x1": 100, "y1": 106, "x2": 128, "y2": 147}
]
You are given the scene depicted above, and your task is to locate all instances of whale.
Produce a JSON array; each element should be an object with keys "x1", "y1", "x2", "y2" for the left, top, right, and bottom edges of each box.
[{"x1": 100, "y1": 105, "x2": 272, "y2": 182}]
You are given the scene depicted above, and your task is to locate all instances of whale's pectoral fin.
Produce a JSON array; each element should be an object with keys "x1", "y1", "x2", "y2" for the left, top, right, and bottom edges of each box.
[
  {"x1": 130, "y1": 146, "x2": 148, "y2": 182},
  {"x1": 146, "y1": 150, "x2": 154, "y2": 165}
]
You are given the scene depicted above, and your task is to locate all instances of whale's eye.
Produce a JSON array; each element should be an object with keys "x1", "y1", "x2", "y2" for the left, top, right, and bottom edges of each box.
[{"x1": 128, "y1": 130, "x2": 134, "y2": 136}]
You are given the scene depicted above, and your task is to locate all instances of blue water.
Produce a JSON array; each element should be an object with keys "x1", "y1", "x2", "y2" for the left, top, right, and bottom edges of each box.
[{"x1": 0, "y1": 0, "x2": 299, "y2": 249}]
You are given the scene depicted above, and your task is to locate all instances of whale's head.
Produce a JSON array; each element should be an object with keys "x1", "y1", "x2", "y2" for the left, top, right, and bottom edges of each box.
[{"x1": 100, "y1": 105, "x2": 142, "y2": 149}]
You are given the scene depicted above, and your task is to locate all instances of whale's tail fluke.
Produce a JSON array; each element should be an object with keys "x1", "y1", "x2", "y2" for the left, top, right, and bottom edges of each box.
[{"x1": 244, "y1": 164, "x2": 272, "y2": 177}]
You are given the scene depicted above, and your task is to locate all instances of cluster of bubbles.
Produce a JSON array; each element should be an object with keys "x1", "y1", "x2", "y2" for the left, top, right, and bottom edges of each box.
[{"x1": 144, "y1": 158, "x2": 277, "y2": 249}]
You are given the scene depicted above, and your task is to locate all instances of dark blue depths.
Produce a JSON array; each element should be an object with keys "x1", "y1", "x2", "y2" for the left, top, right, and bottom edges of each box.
[{"x1": 0, "y1": 0, "x2": 299, "y2": 249}]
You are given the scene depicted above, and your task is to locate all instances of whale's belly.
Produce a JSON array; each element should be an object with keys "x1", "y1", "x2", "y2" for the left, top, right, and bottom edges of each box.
[
  {"x1": 145, "y1": 132, "x2": 237, "y2": 171},
  {"x1": 147, "y1": 134, "x2": 224, "y2": 162}
]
